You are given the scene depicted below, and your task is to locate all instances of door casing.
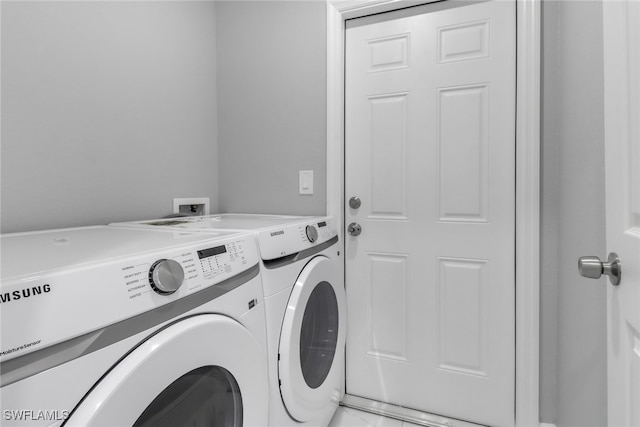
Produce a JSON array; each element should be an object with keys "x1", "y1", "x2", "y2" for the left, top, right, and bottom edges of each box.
[{"x1": 325, "y1": 0, "x2": 542, "y2": 425}]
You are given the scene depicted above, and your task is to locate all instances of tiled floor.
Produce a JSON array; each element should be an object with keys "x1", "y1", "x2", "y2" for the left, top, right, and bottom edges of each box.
[{"x1": 328, "y1": 407, "x2": 422, "y2": 427}]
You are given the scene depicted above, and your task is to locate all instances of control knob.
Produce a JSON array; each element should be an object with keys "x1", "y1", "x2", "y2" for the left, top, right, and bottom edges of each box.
[
  {"x1": 306, "y1": 225, "x2": 318, "y2": 243},
  {"x1": 149, "y1": 259, "x2": 184, "y2": 295}
]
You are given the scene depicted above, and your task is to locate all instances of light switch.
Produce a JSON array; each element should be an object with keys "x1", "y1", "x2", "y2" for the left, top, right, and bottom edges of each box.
[{"x1": 299, "y1": 170, "x2": 314, "y2": 195}]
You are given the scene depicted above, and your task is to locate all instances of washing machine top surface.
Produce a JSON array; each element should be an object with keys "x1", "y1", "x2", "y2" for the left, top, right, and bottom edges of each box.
[{"x1": 0, "y1": 225, "x2": 260, "y2": 364}]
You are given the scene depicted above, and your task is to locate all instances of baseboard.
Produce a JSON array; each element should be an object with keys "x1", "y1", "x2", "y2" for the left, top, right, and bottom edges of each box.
[{"x1": 540, "y1": 423, "x2": 556, "y2": 427}]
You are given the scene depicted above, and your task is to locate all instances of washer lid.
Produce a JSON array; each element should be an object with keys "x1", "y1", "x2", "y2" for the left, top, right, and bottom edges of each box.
[
  {"x1": 64, "y1": 315, "x2": 268, "y2": 426},
  {"x1": 278, "y1": 256, "x2": 346, "y2": 422}
]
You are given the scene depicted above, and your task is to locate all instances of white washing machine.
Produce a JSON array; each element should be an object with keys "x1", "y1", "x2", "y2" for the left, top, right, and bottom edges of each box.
[
  {"x1": 0, "y1": 225, "x2": 268, "y2": 427},
  {"x1": 112, "y1": 214, "x2": 346, "y2": 427}
]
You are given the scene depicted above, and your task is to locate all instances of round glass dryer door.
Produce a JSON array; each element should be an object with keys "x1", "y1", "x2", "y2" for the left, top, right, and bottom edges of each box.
[
  {"x1": 278, "y1": 256, "x2": 346, "y2": 422},
  {"x1": 64, "y1": 315, "x2": 268, "y2": 426},
  {"x1": 299, "y1": 281, "x2": 339, "y2": 389}
]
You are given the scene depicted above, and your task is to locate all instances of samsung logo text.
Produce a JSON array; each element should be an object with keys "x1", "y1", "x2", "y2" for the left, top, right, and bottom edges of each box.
[{"x1": 0, "y1": 284, "x2": 51, "y2": 304}]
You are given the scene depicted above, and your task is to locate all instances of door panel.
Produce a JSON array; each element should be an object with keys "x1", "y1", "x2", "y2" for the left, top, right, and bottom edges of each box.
[
  {"x1": 369, "y1": 94, "x2": 408, "y2": 218},
  {"x1": 438, "y1": 85, "x2": 489, "y2": 221},
  {"x1": 603, "y1": 2, "x2": 640, "y2": 426},
  {"x1": 367, "y1": 252, "x2": 409, "y2": 361},
  {"x1": 345, "y1": 2, "x2": 516, "y2": 426},
  {"x1": 438, "y1": 257, "x2": 489, "y2": 377}
]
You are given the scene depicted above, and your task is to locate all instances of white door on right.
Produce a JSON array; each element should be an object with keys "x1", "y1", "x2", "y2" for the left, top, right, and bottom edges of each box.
[
  {"x1": 345, "y1": 1, "x2": 516, "y2": 427},
  {"x1": 603, "y1": 2, "x2": 640, "y2": 426}
]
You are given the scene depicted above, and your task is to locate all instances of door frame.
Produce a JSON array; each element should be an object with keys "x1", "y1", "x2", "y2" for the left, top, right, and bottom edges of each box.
[{"x1": 325, "y1": 1, "x2": 541, "y2": 426}]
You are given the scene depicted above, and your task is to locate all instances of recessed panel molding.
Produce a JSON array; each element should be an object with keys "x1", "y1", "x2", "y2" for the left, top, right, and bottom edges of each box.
[
  {"x1": 438, "y1": 20, "x2": 490, "y2": 64},
  {"x1": 366, "y1": 252, "x2": 409, "y2": 361},
  {"x1": 437, "y1": 85, "x2": 489, "y2": 222},
  {"x1": 368, "y1": 93, "x2": 408, "y2": 220},
  {"x1": 368, "y1": 33, "x2": 410, "y2": 73},
  {"x1": 437, "y1": 257, "x2": 489, "y2": 377}
]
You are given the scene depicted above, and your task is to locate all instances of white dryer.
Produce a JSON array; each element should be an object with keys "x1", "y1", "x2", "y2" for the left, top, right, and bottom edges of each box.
[
  {"x1": 112, "y1": 214, "x2": 346, "y2": 427},
  {"x1": 0, "y1": 226, "x2": 268, "y2": 427}
]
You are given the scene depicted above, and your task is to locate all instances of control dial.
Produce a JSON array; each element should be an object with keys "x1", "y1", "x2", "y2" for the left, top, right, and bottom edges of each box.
[
  {"x1": 305, "y1": 225, "x2": 318, "y2": 243},
  {"x1": 149, "y1": 259, "x2": 184, "y2": 295}
]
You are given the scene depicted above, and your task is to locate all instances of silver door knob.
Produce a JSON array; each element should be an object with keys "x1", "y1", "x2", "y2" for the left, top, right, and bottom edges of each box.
[
  {"x1": 578, "y1": 252, "x2": 621, "y2": 286},
  {"x1": 349, "y1": 196, "x2": 362, "y2": 209},
  {"x1": 348, "y1": 222, "x2": 362, "y2": 236}
]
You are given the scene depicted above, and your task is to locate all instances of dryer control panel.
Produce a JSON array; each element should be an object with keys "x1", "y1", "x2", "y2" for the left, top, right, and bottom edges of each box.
[{"x1": 257, "y1": 217, "x2": 337, "y2": 261}]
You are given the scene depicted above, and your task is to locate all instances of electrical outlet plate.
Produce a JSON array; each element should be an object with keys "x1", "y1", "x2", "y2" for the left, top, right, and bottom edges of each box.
[{"x1": 173, "y1": 197, "x2": 210, "y2": 216}]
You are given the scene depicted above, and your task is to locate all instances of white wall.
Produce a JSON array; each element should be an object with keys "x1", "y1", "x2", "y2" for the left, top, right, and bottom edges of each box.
[
  {"x1": 1, "y1": 1, "x2": 219, "y2": 233},
  {"x1": 215, "y1": 1, "x2": 327, "y2": 216},
  {"x1": 541, "y1": 1, "x2": 607, "y2": 425}
]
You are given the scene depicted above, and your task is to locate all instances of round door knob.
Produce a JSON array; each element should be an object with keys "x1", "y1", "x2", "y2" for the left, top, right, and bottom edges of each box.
[
  {"x1": 349, "y1": 196, "x2": 362, "y2": 209},
  {"x1": 578, "y1": 252, "x2": 621, "y2": 286},
  {"x1": 149, "y1": 259, "x2": 184, "y2": 294},
  {"x1": 348, "y1": 222, "x2": 362, "y2": 236}
]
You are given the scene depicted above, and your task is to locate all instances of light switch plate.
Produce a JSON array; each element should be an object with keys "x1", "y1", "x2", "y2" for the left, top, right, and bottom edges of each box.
[{"x1": 299, "y1": 170, "x2": 313, "y2": 195}]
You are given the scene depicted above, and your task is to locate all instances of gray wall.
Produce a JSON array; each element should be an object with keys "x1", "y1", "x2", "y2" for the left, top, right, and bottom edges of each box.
[
  {"x1": 541, "y1": 1, "x2": 607, "y2": 425},
  {"x1": 215, "y1": 1, "x2": 327, "y2": 216},
  {"x1": 1, "y1": 1, "x2": 219, "y2": 233}
]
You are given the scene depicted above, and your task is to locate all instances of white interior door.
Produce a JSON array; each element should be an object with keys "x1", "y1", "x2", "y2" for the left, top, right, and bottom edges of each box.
[
  {"x1": 344, "y1": 1, "x2": 516, "y2": 426},
  {"x1": 603, "y1": 2, "x2": 640, "y2": 426}
]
